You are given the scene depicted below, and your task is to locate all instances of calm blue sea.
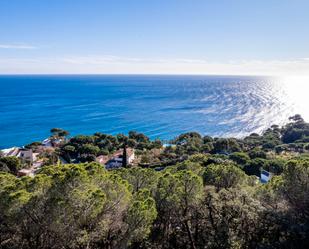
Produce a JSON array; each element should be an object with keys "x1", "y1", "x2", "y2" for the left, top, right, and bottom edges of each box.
[{"x1": 0, "y1": 75, "x2": 299, "y2": 148}]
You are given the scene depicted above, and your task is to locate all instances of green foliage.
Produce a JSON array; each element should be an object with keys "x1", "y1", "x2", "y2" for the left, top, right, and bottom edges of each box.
[
  {"x1": 80, "y1": 143, "x2": 100, "y2": 155},
  {"x1": 140, "y1": 154, "x2": 151, "y2": 164},
  {"x1": 50, "y1": 127, "x2": 70, "y2": 137},
  {"x1": 229, "y1": 152, "x2": 250, "y2": 166},
  {"x1": 63, "y1": 145, "x2": 76, "y2": 153},
  {"x1": 203, "y1": 164, "x2": 248, "y2": 189},
  {"x1": 265, "y1": 158, "x2": 285, "y2": 174},
  {"x1": 116, "y1": 168, "x2": 159, "y2": 193},
  {"x1": 24, "y1": 141, "x2": 42, "y2": 149},
  {"x1": 281, "y1": 115, "x2": 309, "y2": 143},
  {"x1": 187, "y1": 153, "x2": 209, "y2": 164},
  {"x1": 278, "y1": 159, "x2": 309, "y2": 212},
  {"x1": 60, "y1": 131, "x2": 160, "y2": 164},
  {"x1": 212, "y1": 138, "x2": 241, "y2": 154},
  {"x1": 244, "y1": 158, "x2": 267, "y2": 176},
  {"x1": 3, "y1": 116, "x2": 309, "y2": 248},
  {"x1": 125, "y1": 189, "x2": 157, "y2": 242},
  {"x1": 173, "y1": 132, "x2": 204, "y2": 155},
  {"x1": 248, "y1": 148, "x2": 267, "y2": 159},
  {"x1": 1, "y1": 155, "x2": 309, "y2": 248},
  {"x1": 0, "y1": 163, "x2": 160, "y2": 249},
  {"x1": 175, "y1": 160, "x2": 204, "y2": 176},
  {"x1": 0, "y1": 156, "x2": 22, "y2": 174}
]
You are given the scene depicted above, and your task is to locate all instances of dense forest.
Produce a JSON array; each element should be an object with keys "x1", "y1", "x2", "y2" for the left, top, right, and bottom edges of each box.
[{"x1": 1, "y1": 114, "x2": 309, "y2": 249}]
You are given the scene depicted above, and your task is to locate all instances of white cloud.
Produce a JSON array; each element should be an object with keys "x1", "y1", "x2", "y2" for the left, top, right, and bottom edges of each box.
[
  {"x1": 0, "y1": 55, "x2": 309, "y2": 76},
  {"x1": 0, "y1": 44, "x2": 37, "y2": 49},
  {"x1": 61, "y1": 55, "x2": 148, "y2": 65},
  {"x1": 60, "y1": 56, "x2": 211, "y2": 65}
]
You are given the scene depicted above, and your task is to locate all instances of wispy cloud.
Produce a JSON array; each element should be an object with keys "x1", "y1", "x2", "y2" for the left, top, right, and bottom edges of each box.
[
  {"x1": 61, "y1": 55, "x2": 147, "y2": 64},
  {"x1": 0, "y1": 55, "x2": 309, "y2": 76},
  {"x1": 61, "y1": 55, "x2": 208, "y2": 65},
  {"x1": 0, "y1": 43, "x2": 37, "y2": 49}
]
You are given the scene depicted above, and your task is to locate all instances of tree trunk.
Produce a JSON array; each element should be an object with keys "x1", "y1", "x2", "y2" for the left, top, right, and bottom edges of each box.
[
  {"x1": 122, "y1": 143, "x2": 127, "y2": 168},
  {"x1": 183, "y1": 220, "x2": 196, "y2": 249}
]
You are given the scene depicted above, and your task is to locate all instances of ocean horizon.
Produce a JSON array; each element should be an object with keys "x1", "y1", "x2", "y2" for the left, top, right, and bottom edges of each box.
[{"x1": 0, "y1": 74, "x2": 304, "y2": 149}]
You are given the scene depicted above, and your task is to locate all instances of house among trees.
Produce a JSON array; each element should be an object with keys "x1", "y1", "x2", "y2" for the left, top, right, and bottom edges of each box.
[
  {"x1": 42, "y1": 138, "x2": 53, "y2": 147},
  {"x1": 42, "y1": 137, "x2": 65, "y2": 147},
  {"x1": 1, "y1": 147, "x2": 20, "y2": 157},
  {"x1": 17, "y1": 148, "x2": 35, "y2": 165},
  {"x1": 1, "y1": 147, "x2": 35, "y2": 165},
  {"x1": 1, "y1": 147, "x2": 44, "y2": 177},
  {"x1": 96, "y1": 148, "x2": 135, "y2": 169},
  {"x1": 260, "y1": 169, "x2": 272, "y2": 183}
]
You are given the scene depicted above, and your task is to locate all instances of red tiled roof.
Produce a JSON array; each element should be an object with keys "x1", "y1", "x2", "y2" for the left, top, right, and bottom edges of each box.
[
  {"x1": 96, "y1": 148, "x2": 134, "y2": 165},
  {"x1": 96, "y1": 155, "x2": 110, "y2": 164}
]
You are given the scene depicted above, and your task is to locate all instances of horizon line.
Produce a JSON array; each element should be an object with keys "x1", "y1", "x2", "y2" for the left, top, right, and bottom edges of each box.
[{"x1": 0, "y1": 73, "x2": 273, "y2": 77}]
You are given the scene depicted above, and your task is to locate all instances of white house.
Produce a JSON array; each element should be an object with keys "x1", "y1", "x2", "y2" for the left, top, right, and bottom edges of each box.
[
  {"x1": 99, "y1": 148, "x2": 135, "y2": 169},
  {"x1": 1, "y1": 147, "x2": 35, "y2": 164},
  {"x1": 42, "y1": 138, "x2": 53, "y2": 147},
  {"x1": 260, "y1": 170, "x2": 272, "y2": 183},
  {"x1": 1, "y1": 147, "x2": 20, "y2": 157},
  {"x1": 17, "y1": 148, "x2": 35, "y2": 165}
]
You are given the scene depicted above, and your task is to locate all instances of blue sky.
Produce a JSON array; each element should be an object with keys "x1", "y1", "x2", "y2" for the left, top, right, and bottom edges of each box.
[{"x1": 0, "y1": 0, "x2": 309, "y2": 75}]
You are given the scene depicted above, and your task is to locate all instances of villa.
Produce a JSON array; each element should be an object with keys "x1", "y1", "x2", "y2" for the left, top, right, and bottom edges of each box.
[
  {"x1": 17, "y1": 148, "x2": 35, "y2": 165},
  {"x1": 1, "y1": 147, "x2": 44, "y2": 177},
  {"x1": 2, "y1": 147, "x2": 35, "y2": 164},
  {"x1": 1, "y1": 147, "x2": 20, "y2": 157},
  {"x1": 96, "y1": 148, "x2": 135, "y2": 169}
]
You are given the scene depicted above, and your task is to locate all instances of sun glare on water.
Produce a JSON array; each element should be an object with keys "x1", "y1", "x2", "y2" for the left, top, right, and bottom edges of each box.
[{"x1": 279, "y1": 75, "x2": 309, "y2": 121}]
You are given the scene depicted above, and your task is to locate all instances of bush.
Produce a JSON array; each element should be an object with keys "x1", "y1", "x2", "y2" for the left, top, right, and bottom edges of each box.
[
  {"x1": 203, "y1": 164, "x2": 247, "y2": 189},
  {"x1": 0, "y1": 156, "x2": 22, "y2": 174},
  {"x1": 229, "y1": 152, "x2": 250, "y2": 166},
  {"x1": 244, "y1": 158, "x2": 267, "y2": 176}
]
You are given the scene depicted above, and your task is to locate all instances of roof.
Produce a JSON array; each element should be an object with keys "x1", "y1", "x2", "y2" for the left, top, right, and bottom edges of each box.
[
  {"x1": 1, "y1": 147, "x2": 20, "y2": 157},
  {"x1": 96, "y1": 148, "x2": 135, "y2": 166},
  {"x1": 17, "y1": 168, "x2": 34, "y2": 177},
  {"x1": 260, "y1": 170, "x2": 272, "y2": 183},
  {"x1": 111, "y1": 148, "x2": 135, "y2": 158},
  {"x1": 96, "y1": 155, "x2": 110, "y2": 164},
  {"x1": 42, "y1": 138, "x2": 53, "y2": 147},
  {"x1": 17, "y1": 149, "x2": 33, "y2": 158},
  {"x1": 18, "y1": 168, "x2": 32, "y2": 173}
]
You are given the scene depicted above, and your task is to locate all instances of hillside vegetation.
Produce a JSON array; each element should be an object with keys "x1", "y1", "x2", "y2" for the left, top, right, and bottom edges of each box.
[{"x1": 1, "y1": 115, "x2": 309, "y2": 249}]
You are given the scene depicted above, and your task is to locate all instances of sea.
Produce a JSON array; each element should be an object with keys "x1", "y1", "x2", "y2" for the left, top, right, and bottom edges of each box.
[{"x1": 0, "y1": 74, "x2": 307, "y2": 149}]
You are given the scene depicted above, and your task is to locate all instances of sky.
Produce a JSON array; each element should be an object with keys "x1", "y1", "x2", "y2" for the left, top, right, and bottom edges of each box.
[{"x1": 0, "y1": 0, "x2": 309, "y2": 75}]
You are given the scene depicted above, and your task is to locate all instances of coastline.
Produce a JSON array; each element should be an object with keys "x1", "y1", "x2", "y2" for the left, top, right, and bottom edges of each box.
[{"x1": 0, "y1": 75, "x2": 299, "y2": 149}]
